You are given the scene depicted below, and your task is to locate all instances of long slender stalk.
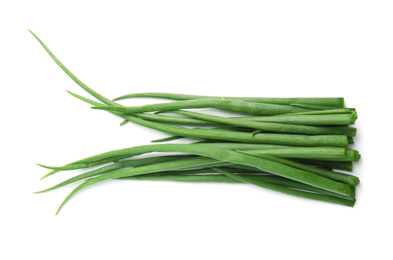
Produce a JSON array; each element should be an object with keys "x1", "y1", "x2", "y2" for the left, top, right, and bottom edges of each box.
[
  {"x1": 213, "y1": 168, "x2": 354, "y2": 207},
  {"x1": 67, "y1": 91, "x2": 349, "y2": 147},
  {"x1": 238, "y1": 147, "x2": 359, "y2": 161},
  {"x1": 30, "y1": 31, "x2": 359, "y2": 214},
  {"x1": 54, "y1": 149, "x2": 353, "y2": 214},
  {"x1": 122, "y1": 174, "x2": 355, "y2": 200},
  {"x1": 147, "y1": 110, "x2": 357, "y2": 136},
  {"x1": 137, "y1": 113, "x2": 222, "y2": 126},
  {"x1": 44, "y1": 143, "x2": 353, "y2": 195},
  {"x1": 112, "y1": 92, "x2": 345, "y2": 108},
  {"x1": 171, "y1": 110, "x2": 357, "y2": 126},
  {"x1": 29, "y1": 31, "x2": 349, "y2": 148},
  {"x1": 293, "y1": 159, "x2": 353, "y2": 171},
  {"x1": 36, "y1": 155, "x2": 203, "y2": 192},
  {"x1": 234, "y1": 153, "x2": 359, "y2": 187},
  {"x1": 92, "y1": 98, "x2": 316, "y2": 116}
]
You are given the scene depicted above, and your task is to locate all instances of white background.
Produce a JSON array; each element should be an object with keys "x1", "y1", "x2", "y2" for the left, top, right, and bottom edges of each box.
[{"x1": 1, "y1": 1, "x2": 392, "y2": 259}]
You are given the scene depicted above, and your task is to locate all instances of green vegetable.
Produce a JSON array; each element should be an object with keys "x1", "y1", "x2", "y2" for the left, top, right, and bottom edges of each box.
[
  {"x1": 38, "y1": 143, "x2": 353, "y2": 196},
  {"x1": 52, "y1": 147, "x2": 353, "y2": 215},
  {"x1": 276, "y1": 108, "x2": 356, "y2": 116},
  {"x1": 36, "y1": 156, "x2": 227, "y2": 193},
  {"x1": 293, "y1": 159, "x2": 353, "y2": 171},
  {"x1": 92, "y1": 98, "x2": 316, "y2": 116},
  {"x1": 30, "y1": 30, "x2": 360, "y2": 214},
  {"x1": 213, "y1": 168, "x2": 354, "y2": 206},
  {"x1": 238, "y1": 147, "x2": 359, "y2": 161},
  {"x1": 29, "y1": 30, "x2": 349, "y2": 147},
  {"x1": 150, "y1": 135, "x2": 184, "y2": 143},
  {"x1": 67, "y1": 91, "x2": 349, "y2": 147},
  {"x1": 234, "y1": 152, "x2": 359, "y2": 186},
  {"x1": 172, "y1": 110, "x2": 357, "y2": 126},
  {"x1": 113, "y1": 92, "x2": 345, "y2": 108},
  {"x1": 136, "y1": 112, "x2": 222, "y2": 126},
  {"x1": 163, "y1": 110, "x2": 357, "y2": 136},
  {"x1": 122, "y1": 174, "x2": 355, "y2": 200}
]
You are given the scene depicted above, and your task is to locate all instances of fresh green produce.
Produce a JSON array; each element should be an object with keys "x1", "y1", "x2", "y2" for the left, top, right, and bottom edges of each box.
[
  {"x1": 172, "y1": 110, "x2": 357, "y2": 126},
  {"x1": 92, "y1": 98, "x2": 316, "y2": 116},
  {"x1": 113, "y1": 92, "x2": 345, "y2": 108},
  {"x1": 67, "y1": 92, "x2": 352, "y2": 147},
  {"x1": 212, "y1": 168, "x2": 354, "y2": 206},
  {"x1": 122, "y1": 173, "x2": 356, "y2": 201},
  {"x1": 30, "y1": 30, "x2": 360, "y2": 215},
  {"x1": 130, "y1": 109, "x2": 357, "y2": 136}
]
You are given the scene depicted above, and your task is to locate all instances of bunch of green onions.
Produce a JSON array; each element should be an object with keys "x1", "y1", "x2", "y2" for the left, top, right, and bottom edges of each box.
[{"x1": 30, "y1": 30, "x2": 360, "y2": 215}]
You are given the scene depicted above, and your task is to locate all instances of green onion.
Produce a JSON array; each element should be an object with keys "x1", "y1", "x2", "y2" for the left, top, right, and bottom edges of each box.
[
  {"x1": 212, "y1": 168, "x2": 354, "y2": 206},
  {"x1": 172, "y1": 110, "x2": 357, "y2": 126},
  {"x1": 112, "y1": 92, "x2": 345, "y2": 108},
  {"x1": 91, "y1": 99, "x2": 315, "y2": 116},
  {"x1": 164, "y1": 110, "x2": 357, "y2": 136},
  {"x1": 38, "y1": 143, "x2": 353, "y2": 196},
  {"x1": 122, "y1": 174, "x2": 355, "y2": 200},
  {"x1": 29, "y1": 30, "x2": 360, "y2": 214},
  {"x1": 238, "y1": 147, "x2": 359, "y2": 161}
]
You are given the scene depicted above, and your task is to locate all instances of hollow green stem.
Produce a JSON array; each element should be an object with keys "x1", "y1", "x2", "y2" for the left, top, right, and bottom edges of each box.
[
  {"x1": 68, "y1": 91, "x2": 349, "y2": 147},
  {"x1": 113, "y1": 92, "x2": 345, "y2": 108},
  {"x1": 37, "y1": 156, "x2": 227, "y2": 194},
  {"x1": 235, "y1": 153, "x2": 359, "y2": 187},
  {"x1": 172, "y1": 110, "x2": 357, "y2": 126},
  {"x1": 150, "y1": 135, "x2": 184, "y2": 143},
  {"x1": 92, "y1": 98, "x2": 315, "y2": 116},
  {"x1": 293, "y1": 159, "x2": 353, "y2": 171},
  {"x1": 49, "y1": 143, "x2": 352, "y2": 195},
  {"x1": 238, "y1": 147, "x2": 359, "y2": 161},
  {"x1": 168, "y1": 110, "x2": 356, "y2": 136},
  {"x1": 122, "y1": 174, "x2": 355, "y2": 200},
  {"x1": 213, "y1": 168, "x2": 354, "y2": 207}
]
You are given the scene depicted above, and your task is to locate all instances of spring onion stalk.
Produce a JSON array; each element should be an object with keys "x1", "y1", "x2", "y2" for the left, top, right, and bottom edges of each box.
[
  {"x1": 38, "y1": 143, "x2": 353, "y2": 196},
  {"x1": 122, "y1": 174, "x2": 355, "y2": 200},
  {"x1": 238, "y1": 147, "x2": 359, "y2": 161},
  {"x1": 66, "y1": 91, "x2": 349, "y2": 147},
  {"x1": 136, "y1": 113, "x2": 223, "y2": 126},
  {"x1": 28, "y1": 30, "x2": 350, "y2": 147},
  {"x1": 234, "y1": 152, "x2": 359, "y2": 186},
  {"x1": 171, "y1": 110, "x2": 357, "y2": 126},
  {"x1": 213, "y1": 168, "x2": 354, "y2": 206},
  {"x1": 112, "y1": 92, "x2": 345, "y2": 108},
  {"x1": 29, "y1": 30, "x2": 360, "y2": 214},
  {"x1": 276, "y1": 108, "x2": 356, "y2": 116},
  {"x1": 36, "y1": 156, "x2": 230, "y2": 193},
  {"x1": 150, "y1": 135, "x2": 184, "y2": 143},
  {"x1": 293, "y1": 159, "x2": 353, "y2": 172},
  {"x1": 163, "y1": 110, "x2": 356, "y2": 136},
  {"x1": 54, "y1": 150, "x2": 353, "y2": 215},
  {"x1": 92, "y1": 98, "x2": 317, "y2": 116}
]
